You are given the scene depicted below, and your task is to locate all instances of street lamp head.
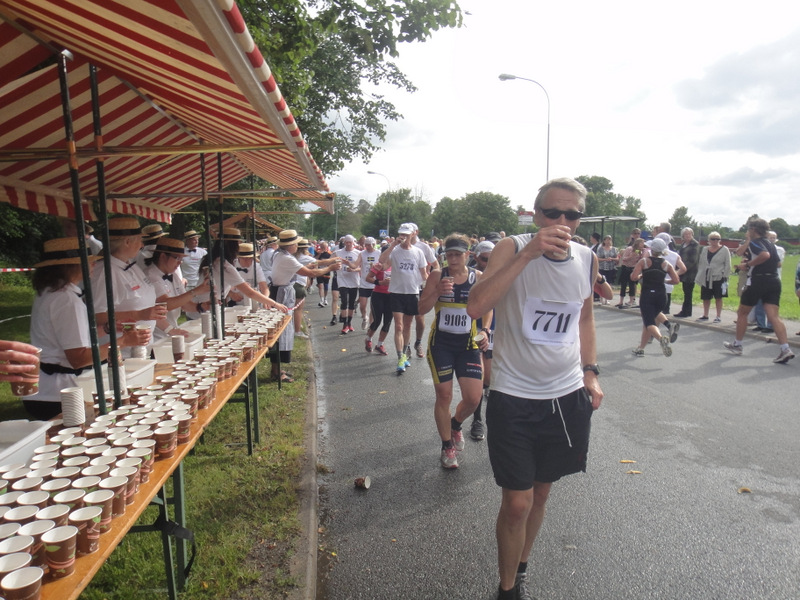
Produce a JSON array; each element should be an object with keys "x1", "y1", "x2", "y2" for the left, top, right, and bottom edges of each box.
[
  {"x1": 499, "y1": 73, "x2": 518, "y2": 81},
  {"x1": 367, "y1": 170, "x2": 378, "y2": 175}
]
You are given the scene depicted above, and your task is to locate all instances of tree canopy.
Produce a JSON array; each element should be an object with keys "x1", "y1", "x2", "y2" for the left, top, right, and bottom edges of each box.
[{"x1": 238, "y1": 0, "x2": 463, "y2": 176}]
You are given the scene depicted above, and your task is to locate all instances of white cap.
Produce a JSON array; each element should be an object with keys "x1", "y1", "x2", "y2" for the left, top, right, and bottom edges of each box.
[
  {"x1": 365, "y1": 237, "x2": 376, "y2": 245},
  {"x1": 398, "y1": 223, "x2": 414, "y2": 235},
  {"x1": 343, "y1": 234, "x2": 356, "y2": 243}
]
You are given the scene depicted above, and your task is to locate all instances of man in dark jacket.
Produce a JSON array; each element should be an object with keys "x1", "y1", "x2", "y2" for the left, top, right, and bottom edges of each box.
[{"x1": 674, "y1": 227, "x2": 700, "y2": 317}]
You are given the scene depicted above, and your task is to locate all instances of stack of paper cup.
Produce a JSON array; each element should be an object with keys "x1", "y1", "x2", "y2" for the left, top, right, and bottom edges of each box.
[
  {"x1": 201, "y1": 313, "x2": 213, "y2": 339},
  {"x1": 60, "y1": 387, "x2": 85, "y2": 428},
  {"x1": 171, "y1": 336, "x2": 185, "y2": 362}
]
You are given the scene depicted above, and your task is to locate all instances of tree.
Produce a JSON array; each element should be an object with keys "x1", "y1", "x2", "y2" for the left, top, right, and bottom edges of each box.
[
  {"x1": 667, "y1": 206, "x2": 698, "y2": 234},
  {"x1": 430, "y1": 191, "x2": 518, "y2": 238},
  {"x1": 768, "y1": 217, "x2": 794, "y2": 240},
  {"x1": 239, "y1": 0, "x2": 463, "y2": 176}
]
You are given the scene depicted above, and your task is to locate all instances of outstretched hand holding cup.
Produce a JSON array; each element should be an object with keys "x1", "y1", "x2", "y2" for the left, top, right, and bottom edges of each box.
[{"x1": 0, "y1": 340, "x2": 41, "y2": 384}]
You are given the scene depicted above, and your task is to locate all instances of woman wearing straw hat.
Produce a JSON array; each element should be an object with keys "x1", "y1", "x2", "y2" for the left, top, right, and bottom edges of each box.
[
  {"x1": 194, "y1": 228, "x2": 288, "y2": 313},
  {"x1": 143, "y1": 237, "x2": 210, "y2": 342},
  {"x1": 24, "y1": 237, "x2": 149, "y2": 419},
  {"x1": 270, "y1": 230, "x2": 341, "y2": 382},
  {"x1": 226, "y1": 242, "x2": 268, "y2": 308},
  {"x1": 90, "y1": 217, "x2": 169, "y2": 358}
]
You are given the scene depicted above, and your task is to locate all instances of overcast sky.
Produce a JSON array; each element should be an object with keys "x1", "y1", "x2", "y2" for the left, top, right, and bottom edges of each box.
[{"x1": 323, "y1": 0, "x2": 800, "y2": 230}]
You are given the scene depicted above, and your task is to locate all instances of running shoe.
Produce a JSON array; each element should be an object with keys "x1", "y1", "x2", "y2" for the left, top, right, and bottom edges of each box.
[
  {"x1": 397, "y1": 354, "x2": 408, "y2": 374},
  {"x1": 323, "y1": 299, "x2": 328, "y2": 306},
  {"x1": 668, "y1": 321, "x2": 680, "y2": 343},
  {"x1": 515, "y1": 572, "x2": 533, "y2": 600},
  {"x1": 696, "y1": 316, "x2": 709, "y2": 322},
  {"x1": 404, "y1": 356, "x2": 411, "y2": 368},
  {"x1": 318, "y1": 302, "x2": 324, "y2": 308},
  {"x1": 723, "y1": 341, "x2": 743, "y2": 355},
  {"x1": 452, "y1": 429, "x2": 465, "y2": 452},
  {"x1": 340, "y1": 327, "x2": 348, "y2": 335},
  {"x1": 365, "y1": 338, "x2": 373, "y2": 353},
  {"x1": 330, "y1": 316, "x2": 337, "y2": 326},
  {"x1": 415, "y1": 342, "x2": 425, "y2": 358},
  {"x1": 631, "y1": 348, "x2": 644, "y2": 357},
  {"x1": 295, "y1": 331, "x2": 309, "y2": 339},
  {"x1": 361, "y1": 317, "x2": 368, "y2": 330},
  {"x1": 660, "y1": 336, "x2": 672, "y2": 357},
  {"x1": 347, "y1": 325, "x2": 355, "y2": 333},
  {"x1": 376, "y1": 345, "x2": 388, "y2": 356},
  {"x1": 713, "y1": 317, "x2": 721, "y2": 323},
  {"x1": 440, "y1": 447, "x2": 458, "y2": 469},
  {"x1": 470, "y1": 419, "x2": 485, "y2": 441},
  {"x1": 773, "y1": 348, "x2": 795, "y2": 364}
]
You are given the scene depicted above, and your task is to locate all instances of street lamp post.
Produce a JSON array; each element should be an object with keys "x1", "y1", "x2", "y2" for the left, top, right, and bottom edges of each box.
[
  {"x1": 367, "y1": 170, "x2": 391, "y2": 235},
  {"x1": 499, "y1": 73, "x2": 550, "y2": 181}
]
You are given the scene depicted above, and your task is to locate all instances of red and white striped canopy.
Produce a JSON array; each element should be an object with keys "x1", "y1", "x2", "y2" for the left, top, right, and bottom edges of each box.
[{"x1": 0, "y1": 0, "x2": 332, "y2": 223}]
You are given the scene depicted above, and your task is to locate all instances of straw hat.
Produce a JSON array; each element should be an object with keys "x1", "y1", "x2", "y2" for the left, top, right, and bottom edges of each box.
[
  {"x1": 153, "y1": 237, "x2": 185, "y2": 256},
  {"x1": 220, "y1": 227, "x2": 242, "y2": 241},
  {"x1": 184, "y1": 230, "x2": 200, "y2": 239},
  {"x1": 265, "y1": 236, "x2": 278, "y2": 245},
  {"x1": 238, "y1": 243, "x2": 258, "y2": 257},
  {"x1": 141, "y1": 224, "x2": 165, "y2": 244},
  {"x1": 107, "y1": 217, "x2": 141, "y2": 239},
  {"x1": 34, "y1": 237, "x2": 101, "y2": 268},
  {"x1": 297, "y1": 238, "x2": 311, "y2": 249},
  {"x1": 278, "y1": 230, "x2": 299, "y2": 246}
]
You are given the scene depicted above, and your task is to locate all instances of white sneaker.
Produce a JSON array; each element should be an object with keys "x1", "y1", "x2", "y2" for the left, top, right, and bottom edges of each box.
[
  {"x1": 361, "y1": 317, "x2": 368, "y2": 330},
  {"x1": 773, "y1": 348, "x2": 795, "y2": 364},
  {"x1": 440, "y1": 447, "x2": 458, "y2": 469},
  {"x1": 295, "y1": 331, "x2": 309, "y2": 339},
  {"x1": 452, "y1": 429, "x2": 465, "y2": 452}
]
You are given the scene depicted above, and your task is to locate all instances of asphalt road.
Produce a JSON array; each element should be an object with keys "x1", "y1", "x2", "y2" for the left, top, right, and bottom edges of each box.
[{"x1": 309, "y1": 297, "x2": 800, "y2": 600}]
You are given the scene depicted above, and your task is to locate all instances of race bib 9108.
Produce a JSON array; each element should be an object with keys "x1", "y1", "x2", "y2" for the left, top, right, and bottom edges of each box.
[
  {"x1": 438, "y1": 306, "x2": 471, "y2": 334},
  {"x1": 522, "y1": 297, "x2": 582, "y2": 346}
]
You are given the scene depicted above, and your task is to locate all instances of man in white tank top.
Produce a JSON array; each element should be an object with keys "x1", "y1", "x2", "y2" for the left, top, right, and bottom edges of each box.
[{"x1": 468, "y1": 178, "x2": 604, "y2": 600}]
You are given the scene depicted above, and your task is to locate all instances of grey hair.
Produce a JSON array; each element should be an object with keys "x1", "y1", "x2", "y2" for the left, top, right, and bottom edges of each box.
[
  {"x1": 534, "y1": 178, "x2": 587, "y2": 212},
  {"x1": 681, "y1": 227, "x2": 693, "y2": 236}
]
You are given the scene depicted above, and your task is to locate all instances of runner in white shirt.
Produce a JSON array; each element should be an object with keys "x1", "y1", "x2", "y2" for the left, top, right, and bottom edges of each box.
[
  {"x1": 408, "y1": 223, "x2": 440, "y2": 358},
  {"x1": 351, "y1": 237, "x2": 382, "y2": 330},
  {"x1": 380, "y1": 224, "x2": 429, "y2": 374},
  {"x1": 332, "y1": 235, "x2": 362, "y2": 334}
]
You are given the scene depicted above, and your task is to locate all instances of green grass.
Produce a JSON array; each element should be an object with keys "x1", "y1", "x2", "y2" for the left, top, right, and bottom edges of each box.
[
  {"x1": 667, "y1": 253, "x2": 800, "y2": 320},
  {"x1": 0, "y1": 278, "x2": 312, "y2": 598}
]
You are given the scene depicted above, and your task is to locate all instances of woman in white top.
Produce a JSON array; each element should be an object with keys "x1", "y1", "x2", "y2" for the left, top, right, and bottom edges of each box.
[
  {"x1": 26, "y1": 237, "x2": 148, "y2": 419},
  {"x1": 270, "y1": 230, "x2": 341, "y2": 382},
  {"x1": 194, "y1": 227, "x2": 288, "y2": 314},
  {"x1": 91, "y1": 216, "x2": 169, "y2": 358}
]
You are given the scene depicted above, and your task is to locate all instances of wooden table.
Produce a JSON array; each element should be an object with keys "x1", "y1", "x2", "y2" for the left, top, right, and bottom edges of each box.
[{"x1": 41, "y1": 316, "x2": 291, "y2": 600}]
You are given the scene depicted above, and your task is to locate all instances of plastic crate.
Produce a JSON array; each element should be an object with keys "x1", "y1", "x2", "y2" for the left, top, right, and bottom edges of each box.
[{"x1": 0, "y1": 420, "x2": 50, "y2": 467}]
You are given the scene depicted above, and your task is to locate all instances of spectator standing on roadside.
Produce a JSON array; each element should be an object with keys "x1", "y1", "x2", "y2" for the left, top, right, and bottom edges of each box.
[
  {"x1": 723, "y1": 218, "x2": 794, "y2": 364},
  {"x1": 674, "y1": 227, "x2": 700, "y2": 318},
  {"x1": 467, "y1": 178, "x2": 603, "y2": 600},
  {"x1": 596, "y1": 235, "x2": 618, "y2": 305},
  {"x1": 617, "y1": 238, "x2": 648, "y2": 307},
  {"x1": 694, "y1": 232, "x2": 730, "y2": 324}
]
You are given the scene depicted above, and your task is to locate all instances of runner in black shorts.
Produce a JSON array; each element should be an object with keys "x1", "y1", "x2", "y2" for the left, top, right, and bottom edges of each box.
[{"x1": 418, "y1": 234, "x2": 491, "y2": 469}]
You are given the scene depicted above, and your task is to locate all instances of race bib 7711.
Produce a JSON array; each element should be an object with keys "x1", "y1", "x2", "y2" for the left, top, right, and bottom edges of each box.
[{"x1": 522, "y1": 297, "x2": 582, "y2": 346}]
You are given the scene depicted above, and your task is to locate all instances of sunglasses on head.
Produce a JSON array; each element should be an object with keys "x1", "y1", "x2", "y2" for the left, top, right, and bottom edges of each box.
[{"x1": 539, "y1": 208, "x2": 584, "y2": 221}]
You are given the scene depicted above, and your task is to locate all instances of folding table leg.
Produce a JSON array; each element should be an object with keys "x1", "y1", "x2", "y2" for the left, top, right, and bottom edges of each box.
[
  {"x1": 157, "y1": 486, "x2": 177, "y2": 600},
  {"x1": 251, "y1": 368, "x2": 260, "y2": 445},
  {"x1": 173, "y1": 462, "x2": 188, "y2": 592}
]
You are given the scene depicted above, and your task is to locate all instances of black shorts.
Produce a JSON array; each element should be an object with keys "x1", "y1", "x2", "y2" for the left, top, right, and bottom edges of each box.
[
  {"x1": 331, "y1": 275, "x2": 339, "y2": 292},
  {"x1": 741, "y1": 275, "x2": 781, "y2": 307},
  {"x1": 486, "y1": 388, "x2": 593, "y2": 489},
  {"x1": 700, "y1": 280, "x2": 726, "y2": 300},
  {"x1": 389, "y1": 293, "x2": 419, "y2": 316},
  {"x1": 339, "y1": 287, "x2": 358, "y2": 310},
  {"x1": 358, "y1": 288, "x2": 373, "y2": 299},
  {"x1": 426, "y1": 341, "x2": 482, "y2": 384}
]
